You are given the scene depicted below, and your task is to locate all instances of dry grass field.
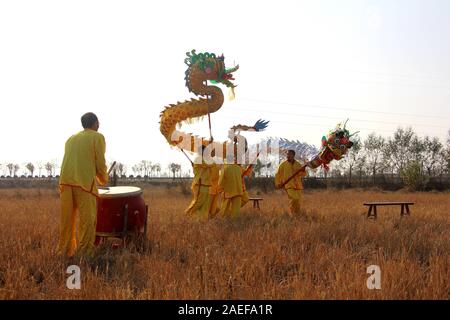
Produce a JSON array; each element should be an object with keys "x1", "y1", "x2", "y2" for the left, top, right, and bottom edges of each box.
[{"x1": 0, "y1": 186, "x2": 448, "y2": 299}]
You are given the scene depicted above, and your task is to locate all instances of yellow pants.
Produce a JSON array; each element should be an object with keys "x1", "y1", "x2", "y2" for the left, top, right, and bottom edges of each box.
[
  {"x1": 185, "y1": 185, "x2": 210, "y2": 219},
  {"x1": 241, "y1": 191, "x2": 250, "y2": 208},
  {"x1": 220, "y1": 196, "x2": 242, "y2": 218},
  {"x1": 58, "y1": 186, "x2": 97, "y2": 258},
  {"x1": 286, "y1": 189, "x2": 303, "y2": 215},
  {"x1": 208, "y1": 193, "x2": 220, "y2": 218}
]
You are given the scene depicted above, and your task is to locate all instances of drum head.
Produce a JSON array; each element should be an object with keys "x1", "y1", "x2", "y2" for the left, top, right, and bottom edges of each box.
[{"x1": 98, "y1": 186, "x2": 142, "y2": 198}]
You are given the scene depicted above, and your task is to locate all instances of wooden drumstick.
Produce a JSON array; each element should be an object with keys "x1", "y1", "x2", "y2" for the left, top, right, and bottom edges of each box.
[{"x1": 108, "y1": 161, "x2": 117, "y2": 176}]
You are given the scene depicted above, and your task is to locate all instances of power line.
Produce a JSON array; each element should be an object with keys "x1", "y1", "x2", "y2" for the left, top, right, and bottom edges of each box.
[
  {"x1": 236, "y1": 106, "x2": 449, "y2": 129},
  {"x1": 290, "y1": 69, "x2": 450, "y2": 88},
  {"x1": 262, "y1": 71, "x2": 450, "y2": 90},
  {"x1": 346, "y1": 69, "x2": 450, "y2": 82},
  {"x1": 239, "y1": 98, "x2": 450, "y2": 120},
  {"x1": 218, "y1": 116, "x2": 445, "y2": 137},
  {"x1": 345, "y1": 79, "x2": 450, "y2": 90}
]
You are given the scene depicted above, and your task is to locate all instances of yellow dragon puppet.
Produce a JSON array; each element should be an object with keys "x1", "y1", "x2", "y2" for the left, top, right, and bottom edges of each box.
[
  {"x1": 160, "y1": 50, "x2": 357, "y2": 172},
  {"x1": 159, "y1": 50, "x2": 268, "y2": 158}
]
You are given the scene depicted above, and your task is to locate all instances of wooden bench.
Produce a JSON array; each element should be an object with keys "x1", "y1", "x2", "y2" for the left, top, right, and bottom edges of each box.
[
  {"x1": 249, "y1": 198, "x2": 263, "y2": 210},
  {"x1": 364, "y1": 202, "x2": 414, "y2": 219}
]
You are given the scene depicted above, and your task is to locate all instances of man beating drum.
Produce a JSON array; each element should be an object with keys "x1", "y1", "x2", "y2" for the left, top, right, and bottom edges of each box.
[{"x1": 58, "y1": 112, "x2": 109, "y2": 258}]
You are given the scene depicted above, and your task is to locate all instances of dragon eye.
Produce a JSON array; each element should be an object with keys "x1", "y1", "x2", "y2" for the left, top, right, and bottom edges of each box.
[
  {"x1": 340, "y1": 145, "x2": 346, "y2": 150},
  {"x1": 334, "y1": 138, "x2": 340, "y2": 144}
]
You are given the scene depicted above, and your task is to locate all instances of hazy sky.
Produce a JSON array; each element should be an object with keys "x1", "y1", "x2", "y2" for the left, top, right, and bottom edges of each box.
[{"x1": 1, "y1": 0, "x2": 449, "y2": 175}]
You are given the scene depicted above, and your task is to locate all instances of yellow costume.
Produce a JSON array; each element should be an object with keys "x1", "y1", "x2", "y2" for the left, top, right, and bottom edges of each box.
[
  {"x1": 208, "y1": 162, "x2": 221, "y2": 217},
  {"x1": 185, "y1": 155, "x2": 212, "y2": 219},
  {"x1": 218, "y1": 163, "x2": 243, "y2": 218},
  {"x1": 58, "y1": 129, "x2": 108, "y2": 257},
  {"x1": 241, "y1": 165, "x2": 253, "y2": 207},
  {"x1": 275, "y1": 160, "x2": 306, "y2": 215}
]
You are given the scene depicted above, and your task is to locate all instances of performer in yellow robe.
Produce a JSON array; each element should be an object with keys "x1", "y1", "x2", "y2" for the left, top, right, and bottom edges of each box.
[
  {"x1": 58, "y1": 112, "x2": 108, "y2": 258},
  {"x1": 185, "y1": 147, "x2": 212, "y2": 219},
  {"x1": 208, "y1": 161, "x2": 222, "y2": 218},
  {"x1": 275, "y1": 150, "x2": 307, "y2": 215},
  {"x1": 218, "y1": 161, "x2": 243, "y2": 218}
]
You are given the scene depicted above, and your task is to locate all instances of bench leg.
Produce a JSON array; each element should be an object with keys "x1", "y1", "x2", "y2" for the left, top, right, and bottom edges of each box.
[
  {"x1": 373, "y1": 205, "x2": 377, "y2": 219},
  {"x1": 367, "y1": 205, "x2": 373, "y2": 219},
  {"x1": 401, "y1": 204, "x2": 405, "y2": 217},
  {"x1": 405, "y1": 204, "x2": 410, "y2": 216},
  {"x1": 253, "y1": 201, "x2": 256, "y2": 209},
  {"x1": 256, "y1": 200, "x2": 260, "y2": 210}
]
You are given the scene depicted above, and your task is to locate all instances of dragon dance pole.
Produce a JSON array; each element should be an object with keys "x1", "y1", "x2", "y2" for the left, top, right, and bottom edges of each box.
[
  {"x1": 207, "y1": 108, "x2": 213, "y2": 141},
  {"x1": 278, "y1": 164, "x2": 308, "y2": 189},
  {"x1": 242, "y1": 151, "x2": 261, "y2": 177},
  {"x1": 205, "y1": 80, "x2": 213, "y2": 141},
  {"x1": 178, "y1": 147, "x2": 194, "y2": 166}
]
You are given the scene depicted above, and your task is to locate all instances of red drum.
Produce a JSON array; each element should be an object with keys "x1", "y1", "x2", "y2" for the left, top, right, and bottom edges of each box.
[{"x1": 95, "y1": 186, "x2": 147, "y2": 244}]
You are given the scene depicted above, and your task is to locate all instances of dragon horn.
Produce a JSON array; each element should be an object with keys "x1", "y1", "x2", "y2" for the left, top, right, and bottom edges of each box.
[
  {"x1": 349, "y1": 131, "x2": 360, "y2": 137},
  {"x1": 225, "y1": 65, "x2": 239, "y2": 73},
  {"x1": 343, "y1": 118, "x2": 349, "y2": 130}
]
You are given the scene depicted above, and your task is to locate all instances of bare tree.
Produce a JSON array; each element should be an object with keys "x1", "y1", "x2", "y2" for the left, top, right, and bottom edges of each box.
[
  {"x1": 434, "y1": 149, "x2": 449, "y2": 179},
  {"x1": 340, "y1": 137, "x2": 363, "y2": 185},
  {"x1": 420, "y1": 136, "x2": 444, "y2": 176},
  {"x1": 153, "y1": 163, "x2": 161, "y2": 177},
  {"x1": 408, "y1": 135, "x2": 426, "y2": 170},
  {"x1": 45, "y1": 162, "x2": 54, "y2": 177},
  {"x1": 168, "y1": 163, "x2": 181, "y2": 180},
  {"x1": 355, "y1": 153, "x2": 367, "y2": 185},
  {"x1": 140, "y1": 160, "x2": 152, "y2": 178},
  {"x1": 132, "y1": 163, "x2": 143, "y2": 177},
  {"x1": 13, "y1": 164, "x2": 20, "y2": 177},
  {"x1": 364, "y1": 133, "x2": 385, "y2": 184},
  {"x1": 383, "y1": 127, "x2": 416, "y2": 175},
  {"x1": 116, "y1": 162, "x2": 126, "y2": 177},
  {"x1": 6, "y1": 163, "x2": 14, "y2": 176},
  {"x1": 37, "y1": 162, "x2": 44, "y2": 177},
  {"x1": 25, "y1": 162, "x2": 35, "y2": 177},
  {"x1": 150, "y1": 164, "x2": 157, "y2": 177},
  {"x1": 330, "y1": 168, "x2": 342, "y2": 178}
]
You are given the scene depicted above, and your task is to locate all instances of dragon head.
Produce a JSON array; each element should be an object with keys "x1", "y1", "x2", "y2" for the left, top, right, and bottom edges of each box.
[
  {"x1": 184, "y1": 50, "x2": 239, "y2": 91},
  {"x1": 321, "y1": 120, "x2": 358, "y2": 160}
]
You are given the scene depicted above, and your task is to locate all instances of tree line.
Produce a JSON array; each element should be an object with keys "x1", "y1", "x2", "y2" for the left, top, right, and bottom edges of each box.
[
  {"x1": 0, "y1": 161, "x2": 58, "y2": 178},
  {"x1": 326, "y1": 128, "x2": 448, "y2": 182},
  {"x1": 251, "y1": 128, "x2": 450, "y2": 190},
  {"x1": 0, "y1": 159, "x2": 185, "y2": 180},
  {"x1": 2, "y1": 128, "x2": 449, "y2": 189}
]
